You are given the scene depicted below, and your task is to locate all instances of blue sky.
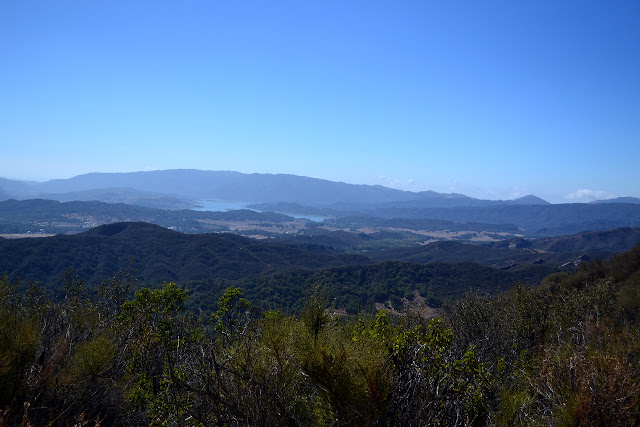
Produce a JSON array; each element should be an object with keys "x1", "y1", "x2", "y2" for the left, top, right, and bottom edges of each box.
[{"x1": 1, "y1": 1, "x2": 638, "y2": 203}]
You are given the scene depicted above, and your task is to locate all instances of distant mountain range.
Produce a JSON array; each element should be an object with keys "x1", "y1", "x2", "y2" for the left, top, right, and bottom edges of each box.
[
  {"x1": 591, "y1": 197, "x2": 640, "y2": 204},
  {"x1": 2, "y1": 170, "x2": 640, "y2": 237},
  {"x1": 2, "y1": 170, "x2": 637, "y2": 211},
  {"x1": 1, "y1": 170, "x2": 551, "y2": 209}
]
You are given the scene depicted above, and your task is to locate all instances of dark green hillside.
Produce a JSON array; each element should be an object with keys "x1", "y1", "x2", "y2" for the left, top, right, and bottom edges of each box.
[
  {"x1": 1, "y1": 243, "x2": 638, "y2": 425},
  {"x1": 367, "y1": 239, "x2": 604, "y2": 273},
  {"x1": 529, "y1": 226, "x2": 640, "y2": 253},
  {"x1": 277, "y1": 228, "x2": 425, "y2": 252},
  {"x1": 226, "y1": 260, "x2": 523, "y2": 314},
  {"x1": 367, "y1": 239, "x2": 553, "y2": 266},
  {"x1": 0, "y1": 222, "x2": 525, "y2": 312},
  {"x1": 371, "y1": 227, "x2": 640, "y2": 263},
  {"x1": 0, "y1": 222, "x2": 369, "y2": 290},
  {"x1": 4, "y1": 221, "x2": 637, "y2": 313}
]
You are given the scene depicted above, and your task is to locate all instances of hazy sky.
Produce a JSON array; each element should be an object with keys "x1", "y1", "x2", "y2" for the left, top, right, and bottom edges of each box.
[{"x1": 1, "y1": 1, "x2": 638, "y2": 203}]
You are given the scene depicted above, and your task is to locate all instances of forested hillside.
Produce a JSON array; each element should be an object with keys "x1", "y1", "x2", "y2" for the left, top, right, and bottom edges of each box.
[
  {"x1": 1, "y1": 244, "x2": 638, "y2": 425},
  {"x1": 0, "y1": 222, "x2": 530, "y2": 312},
  {"x1": 3, "y1": 222, "x2": 638, "y2": 315},
  {"x1": 0, "y1": 222, "x2": 369, "y2": 289},
  {"x1": 191, "y1": 260, "x2": 525, "y2": 315}
]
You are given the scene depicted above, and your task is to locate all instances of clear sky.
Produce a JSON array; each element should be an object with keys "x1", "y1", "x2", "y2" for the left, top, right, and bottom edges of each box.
[{"x1": 1, "y1": 1, "x2": 638, "y2": 203}]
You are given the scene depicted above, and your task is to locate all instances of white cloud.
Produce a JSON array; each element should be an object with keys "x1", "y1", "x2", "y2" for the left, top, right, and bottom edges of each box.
[
  {"x1": 507, "y1": 185, "x2": 530, "y2": 200},
  {"x1": 564, "y1": 189, "x2": 616, "y2": 202},
  {"x1": 440, "y1": 180, "x2": 531, "y2": 201},
  {"x1": 377, "y1": 176, "x2": 425, "y2": 192}
]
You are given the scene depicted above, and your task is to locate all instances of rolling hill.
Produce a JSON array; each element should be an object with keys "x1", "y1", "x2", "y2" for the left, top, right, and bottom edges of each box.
[{"x1": 0, "y1": 222, "x2": 370, "y2": 288}]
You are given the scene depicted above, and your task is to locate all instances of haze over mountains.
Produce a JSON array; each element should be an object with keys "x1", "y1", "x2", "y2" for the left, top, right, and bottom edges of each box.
[
  {"x1": 3, "y1": 170, "x2": 637, "y2": 210},
  {"x1": 2, "y1": 169, "x2": 552, "y2": 209},
  {"x1": 2, "y1": 169, "x2": 640, "y2": 370},
  {"x1": 591, "y1": 196, "x2": 640, "y2": 204},
  {"x1": 2, "y1": 170, "x2": 640, "y2": 238}
]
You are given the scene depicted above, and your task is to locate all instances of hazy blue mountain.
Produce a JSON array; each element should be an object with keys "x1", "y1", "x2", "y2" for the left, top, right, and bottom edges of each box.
[
  {"x1": 35, "y1": 170, "x2": 418, "y2": 205},
  {"x1": 331, "y1": 192, "x2": 549, "y2": 210},
  {"x1": 591, "y1": 197, "x2": 640, "y2": 204},
  {"x1": 39, "y1": 187, "x2": 198, "y2": 210},
  {"x1": 502, "y1": 195, "x2": 550, "y2": 205},
  {"x1": 1, "y1": 170, "x2": 549, "y2": 208},
  {"x1": 339, "y1": 204, "x2": 640, "y2": 235},
  {"x1": 0, "y1": 178, "x2": 39, "y2": 199}
]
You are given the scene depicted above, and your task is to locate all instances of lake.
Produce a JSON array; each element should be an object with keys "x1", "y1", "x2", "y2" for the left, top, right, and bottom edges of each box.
[
  {"x1": 194, "y1": 200, "x2": 326, "y2": 222},
  {"x1": 194, "y1": 200, "x2": 253, "y2": 212}
]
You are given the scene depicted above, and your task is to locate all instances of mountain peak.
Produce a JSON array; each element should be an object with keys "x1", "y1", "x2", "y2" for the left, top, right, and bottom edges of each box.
[{"x1": 504, "y1": 195, "x2": 550, "y2": 205}]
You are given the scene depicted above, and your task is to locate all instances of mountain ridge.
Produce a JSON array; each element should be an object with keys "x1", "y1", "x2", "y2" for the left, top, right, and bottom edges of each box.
[
  {"x1": 591, "y1": 196, "x2": 640, "y2": 204},
  {"x1": 1, "y1": 169, "x2": 550, "y2": 208},
  {"x1": 0, "y1": 221, "x2": 371, "y2": 286}
]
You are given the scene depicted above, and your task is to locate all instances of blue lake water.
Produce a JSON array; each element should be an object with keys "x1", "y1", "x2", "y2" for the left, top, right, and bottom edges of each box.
[
  {"x1": 194, "y1": 200, "x2": 253, "y2": 212},
  {"x1": 194, "y1": 200, "x2": 326, "y2": 222}
]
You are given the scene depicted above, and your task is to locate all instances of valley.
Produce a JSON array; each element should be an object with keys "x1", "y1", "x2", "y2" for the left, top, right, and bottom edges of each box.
[
  {"x1": 1, "y1": 171, "x2": 640, "y2": 425},
  {"x1": 3, "y1": 1, "x2": 639, "y2": 422}
]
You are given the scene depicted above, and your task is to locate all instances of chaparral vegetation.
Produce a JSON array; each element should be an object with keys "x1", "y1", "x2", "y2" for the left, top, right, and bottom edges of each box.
[{"x1": 1, "y1": 244, "x2": 639, "y2": 426}]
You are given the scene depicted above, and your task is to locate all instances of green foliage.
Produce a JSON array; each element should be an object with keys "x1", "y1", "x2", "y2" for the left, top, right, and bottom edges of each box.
[
  {"x1": 70, "y1": 334, "x2": 116, "y2": 381},
  {"x1": 300, "y1": 285, "x2": 331, "y2": 343},
  {"x1": 0, "y1": 244, "x2": 640, "y2": 425},
  {"x1": 0, "y1": 307, "x2": 39, "y2": 403},
  {"x1": 211, "y1": 285, "x2": 250, "y2": 333},
  {"x1": 230, "y1": 260, "x2": 521, "y2": 316},
  {"x1": 118, "y1": 282, "x2": 189, "y2": 414},
  {"x1": 442, "y1": 245, "x2": 640, "y2": 426},
  {"x1": 299, "y1": 310, "x2": 393, "y2": 424}
]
